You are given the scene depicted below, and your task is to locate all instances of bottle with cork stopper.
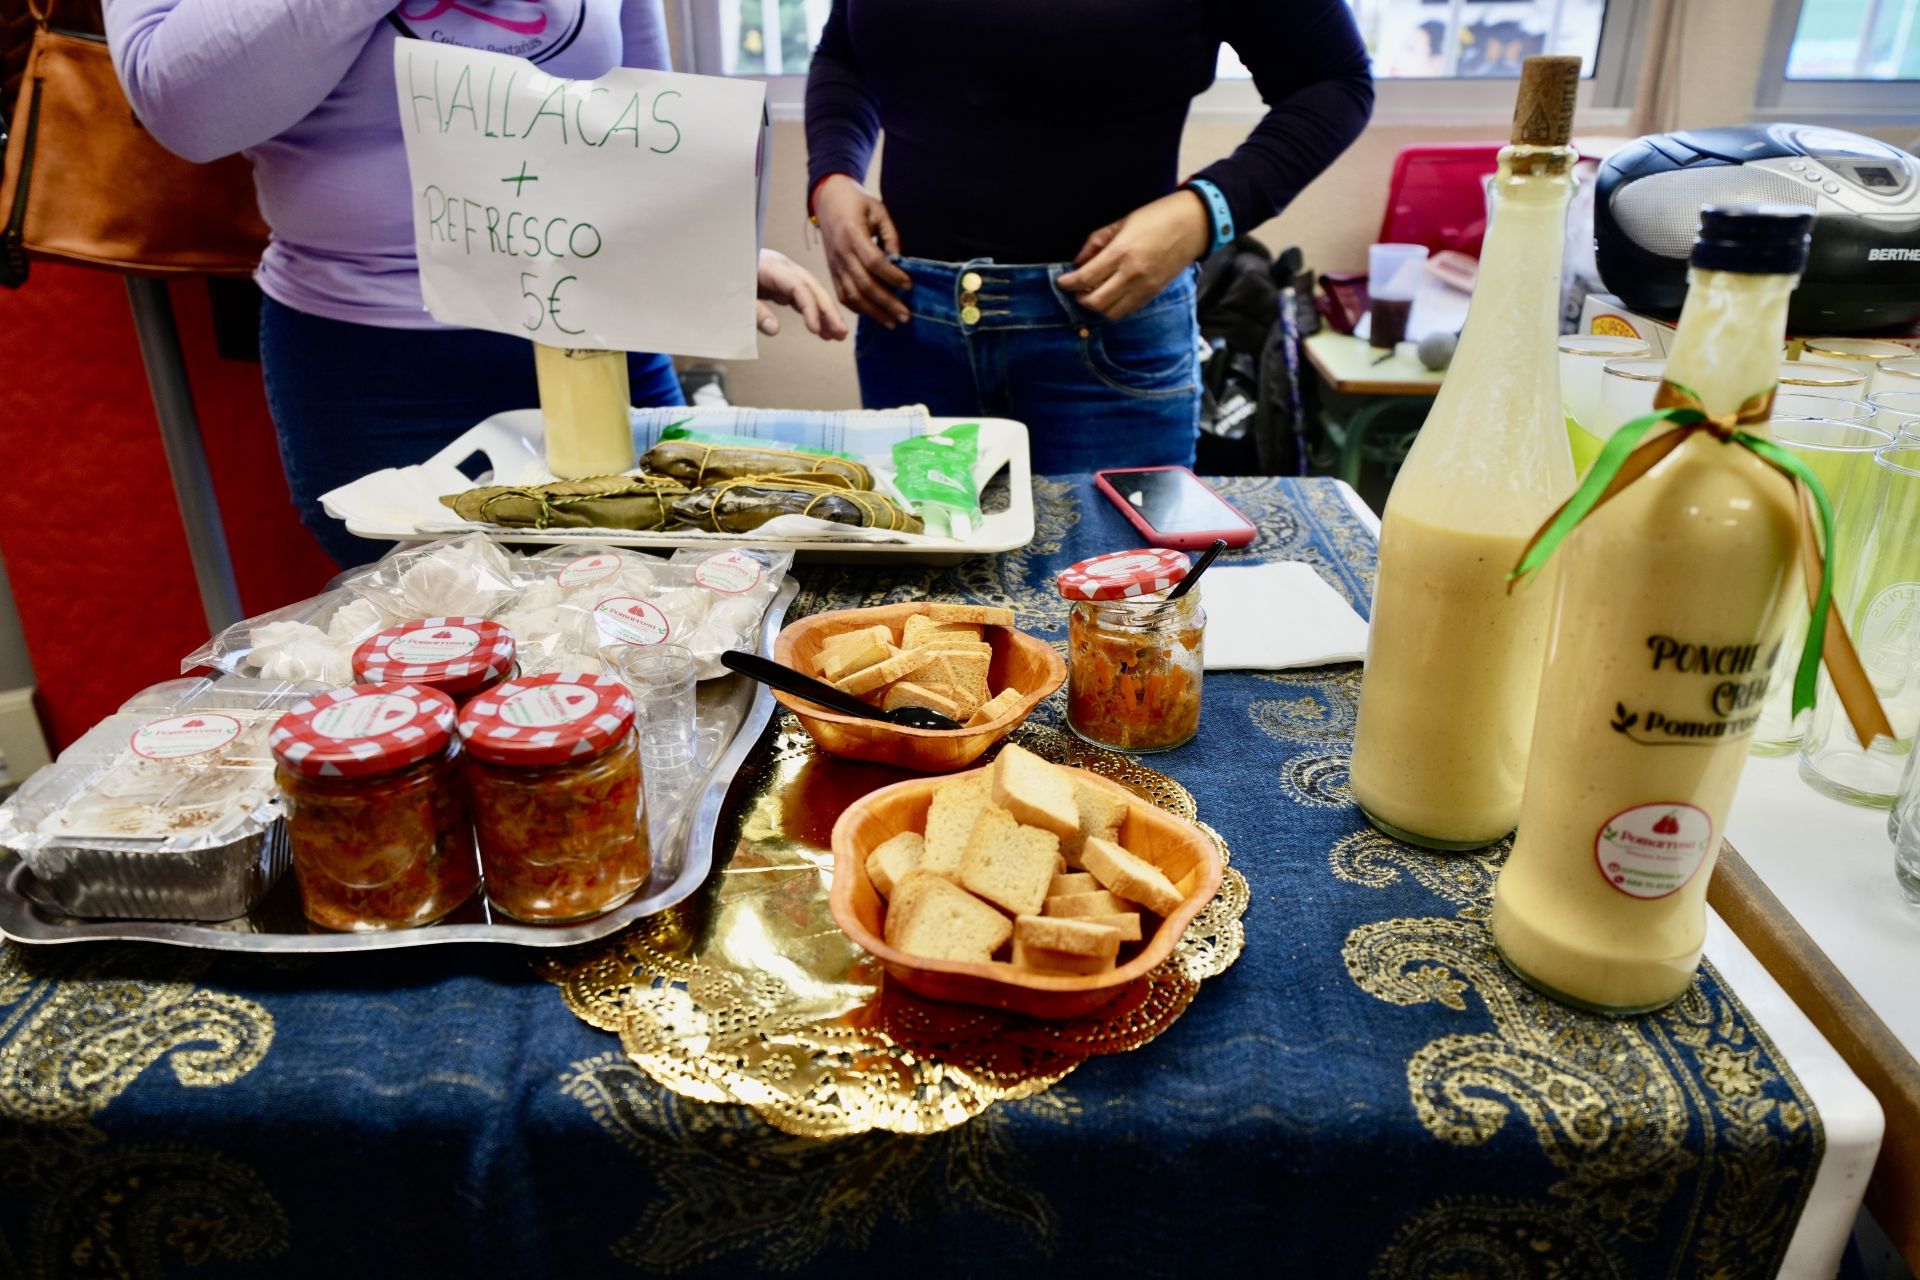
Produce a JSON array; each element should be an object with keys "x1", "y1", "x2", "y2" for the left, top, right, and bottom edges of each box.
[{"x1": 1348, "y1": 55, "x2": 1583, "y2": 850}]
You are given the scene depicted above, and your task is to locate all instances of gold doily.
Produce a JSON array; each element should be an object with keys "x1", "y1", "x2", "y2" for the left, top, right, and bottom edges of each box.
[{"x1": 541, "y1": 720, "x2": 1248, "y2": 1137}]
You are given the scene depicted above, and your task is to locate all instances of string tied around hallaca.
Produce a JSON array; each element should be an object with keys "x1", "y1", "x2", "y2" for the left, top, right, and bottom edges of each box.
[{"x1": 1508, "y1": 379, "x2": 1892, "y2": 748}]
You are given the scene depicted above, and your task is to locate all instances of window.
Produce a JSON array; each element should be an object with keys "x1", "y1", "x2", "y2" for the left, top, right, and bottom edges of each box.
[
  {"x1": 1758, "y1": 0, "x2": 1920, "y2": 119},
  {"x1": 680, "y1": 0, "x2": 1646, "y2": 124}
]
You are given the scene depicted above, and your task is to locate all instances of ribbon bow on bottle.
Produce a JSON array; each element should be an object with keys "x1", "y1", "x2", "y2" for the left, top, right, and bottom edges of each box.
[{"x1": 1509, "y1": 380, "x2": 1892, "y2": 747}]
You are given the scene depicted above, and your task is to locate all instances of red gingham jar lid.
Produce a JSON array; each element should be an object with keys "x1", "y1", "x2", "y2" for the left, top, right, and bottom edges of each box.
[
  {"x1": 1055, "y1": 548, "x2": 1190, "y2": 601},
  {"x1": 456, "y1": 672, "x2": 635, "y2": 767},
  {"x1": 352, "y1": 616, "x2": 516, "y2": 694},
  {"x1": 270, "y1": 684, "x2": 456, "y2": 778}
]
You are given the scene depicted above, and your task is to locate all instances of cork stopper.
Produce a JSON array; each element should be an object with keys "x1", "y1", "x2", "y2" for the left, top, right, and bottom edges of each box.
[{"x1": 1510, "y1": 56, "x2": 1581, "y2": 147}]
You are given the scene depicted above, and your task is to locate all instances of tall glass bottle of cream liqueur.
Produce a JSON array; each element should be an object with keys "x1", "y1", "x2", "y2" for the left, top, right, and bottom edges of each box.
[
  {"x1": 1348, "y1": 55, "x2": 1581, "y2": 849},
  {"x1": 1492, "y1": 207, "x2": 1816, "y2": 1014}
]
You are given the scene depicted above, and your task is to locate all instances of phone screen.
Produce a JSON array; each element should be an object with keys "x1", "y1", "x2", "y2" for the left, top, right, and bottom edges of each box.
[{"x1": 1103, "y1": 469, "x2": 1247, "y2": 533}]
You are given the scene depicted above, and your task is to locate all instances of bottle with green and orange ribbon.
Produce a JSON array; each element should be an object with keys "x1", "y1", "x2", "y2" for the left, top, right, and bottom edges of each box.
[{"x1": 1490, "y1": 205, "x2": 1891, "y2": 1016}]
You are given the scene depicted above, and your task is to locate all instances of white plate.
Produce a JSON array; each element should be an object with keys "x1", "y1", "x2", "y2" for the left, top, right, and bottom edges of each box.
[{"x1": 320, "y1": 411, "x2": 1034, "y2": 566}]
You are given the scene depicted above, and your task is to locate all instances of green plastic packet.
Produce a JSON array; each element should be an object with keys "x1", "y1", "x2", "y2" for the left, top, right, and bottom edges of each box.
[
  {"x1": 891, "y1": 424, "x2": 982, "y2": 538},
  {"x1": 656, "y1": 424, "x2": 862, "y2": 462}
]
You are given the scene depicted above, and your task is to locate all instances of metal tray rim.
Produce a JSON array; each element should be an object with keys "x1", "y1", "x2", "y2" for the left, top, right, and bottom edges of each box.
[{"x1": 0, "y1": 578, "x2": 798, "y2": 952}]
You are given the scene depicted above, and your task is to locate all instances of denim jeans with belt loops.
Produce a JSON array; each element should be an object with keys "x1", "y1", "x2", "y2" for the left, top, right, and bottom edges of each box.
[{"x1": 854, "y1": 258, "x2": 1201, "y2": 475}]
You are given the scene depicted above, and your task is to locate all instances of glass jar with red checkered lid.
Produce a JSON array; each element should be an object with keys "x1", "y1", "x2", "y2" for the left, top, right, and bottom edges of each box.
[
  {"x1": 1057, "y1": 548, "x2": 1206, "y2": 753},
  {"x1": 351, "y1": 617, "x2": 517, "y2": 705},
  {"x1": 269, "y1": 684, "x2": 479, "y2": 931},
  {"x1": 457, "y1": 672, "x2": 649, "y2": 923}
]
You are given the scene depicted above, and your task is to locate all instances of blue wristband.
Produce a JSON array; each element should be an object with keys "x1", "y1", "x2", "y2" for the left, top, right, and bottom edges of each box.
[{"x1": 1185, "y1": 178, "x2": 1235, "y2": 254}]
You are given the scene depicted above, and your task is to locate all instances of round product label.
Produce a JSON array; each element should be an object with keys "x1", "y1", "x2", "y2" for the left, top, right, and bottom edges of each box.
[
  {"x1": 130, "y1": 713, "x2": 242, "y2": 760},
  {"x1": 692, "y1": 550, "x2": 762, "y2": 594},
  {"x1": 559, "y1": 553, "x2": 622, "y2": 589},
  {"x1": 310, "y1": 693, "x2": 421, "y2": 741},
  {"x1": 386, "y1": 625, "x2": 481, "y2": 665},
  {"x1": 594, "y1": 596, "x2": 671, "y2": 646},
  {"x1": 1859, "y1": 582, "x2": 1920, "y2": 675},
  {"x1": 1593, "y1": 802, "x2": 1715, "y2": 900},
  {"x1": 499, "y1": 683, "x2": 600, "y2": 728}
]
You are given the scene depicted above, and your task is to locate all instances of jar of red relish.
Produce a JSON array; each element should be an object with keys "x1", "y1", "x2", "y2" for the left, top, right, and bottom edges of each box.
[
  {"x1": 457, "y1": 672, "x2": 650, "y2": 923},
  {"x1": 352, "y1": 617, "x2": 516, "y2": 705},
  {"x1": 1058, "y1": 548, "x2": 1206, "y2": 754},
  {"x1": 270, "y1": 684, "x2": 480, "y2": 931}
]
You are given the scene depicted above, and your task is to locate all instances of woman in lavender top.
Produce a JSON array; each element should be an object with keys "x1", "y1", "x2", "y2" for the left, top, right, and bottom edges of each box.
[{"x1": 104, "y1": 0, "x2": 844, "y2": 566}]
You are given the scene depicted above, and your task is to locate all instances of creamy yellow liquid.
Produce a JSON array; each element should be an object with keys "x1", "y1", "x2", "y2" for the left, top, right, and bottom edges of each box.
[
  {"x1": 1491, "y1": 267, "x2": 1802, "y2": 1013},
  {"x1": 534, "y1": 343, "x2": 636, "y2": 479},
  {"x1": 1349, "y1": 513, "x2": 1554, "y2": 845}
]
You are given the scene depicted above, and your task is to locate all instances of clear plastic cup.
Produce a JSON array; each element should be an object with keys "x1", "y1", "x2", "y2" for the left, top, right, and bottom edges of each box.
[
  {"x1": 1597, "y1": 358, "x2": 1666, "y2": 439},
  {"x1": 1749, "y1": 419, "x2": 1894, "y2": 754},
  {"x1": 1801, "y1": 338, "x2": 1914, "y2": 388},
  {"x1": 1367, "y1": 243, "x2": 1427, "y2": 350},
  {"x1": 1771, "y1": 393, "x2": 1873, "y2": 424},
  {"x1": 1890, "y1": 743, "x2": 1920, "y2": 903},
  {"x1": 611, "y1": 644, "x2": 700, "y2": 847},
  {"x1": 1869, "y1": 391, "x2": 1920, "y2": 442},
  {"x1": 1799, "y1": 443, "x2": 1920, "y2": 806},
  {"x1": 1778, "y1": 359, "x2": 1869, "y2": 398},
  {"x1": 1876, "y1": 355, "x2": 1920, "y2": 400},
  {"x1": 1559, "y1": 335, "x2": 1650, "y2": 476}
]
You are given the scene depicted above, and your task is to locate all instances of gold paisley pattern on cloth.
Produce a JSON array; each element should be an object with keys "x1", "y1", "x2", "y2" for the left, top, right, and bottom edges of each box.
[
  {"x1": 1335, "y1": 830, "x2": 1820, "y2": 1276},
  {"x1": 560, "y1": 1051, "x2": 1073, "y2": 1270},
  {"x1": 0, "y1": 943, "x2": 287, "y2": 1277},
  {"x1": 543, "y1": 721, "x2": 1247, "y2": 1138}
]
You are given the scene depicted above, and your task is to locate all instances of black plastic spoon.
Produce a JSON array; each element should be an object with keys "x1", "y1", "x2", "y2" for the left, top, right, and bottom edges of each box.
[
  {"x1": 720, "y1": 650, "x2": 964, "y2": 731},
  {"x1": 1159, "y1": 538, "x2": 1227, "y2": 609}
]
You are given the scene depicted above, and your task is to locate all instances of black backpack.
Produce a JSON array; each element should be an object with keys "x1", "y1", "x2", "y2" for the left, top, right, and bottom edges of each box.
[{"x1": 1193, "y1": 239, "x2": 1319, "y2": 477}]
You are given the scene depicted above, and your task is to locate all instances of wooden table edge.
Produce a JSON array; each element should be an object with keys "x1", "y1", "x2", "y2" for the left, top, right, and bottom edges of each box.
[
  {"x1": 1302, "y1": 332, "x2": 1444, "y2": 399},
  {"x1": 1710, "y1": 843, "x2": 1920, "y2": 1269}
]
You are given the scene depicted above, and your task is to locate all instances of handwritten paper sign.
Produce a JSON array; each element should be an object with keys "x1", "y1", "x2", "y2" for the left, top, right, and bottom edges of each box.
[{"x1": 394, "y1": 40, "x2": 768, "y2": 359}]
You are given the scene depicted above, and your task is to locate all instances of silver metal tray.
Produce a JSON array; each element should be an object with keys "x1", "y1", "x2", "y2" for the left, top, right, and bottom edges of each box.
[{"x1": 0, "y1": 579, "x2": 797, "y2": 952}]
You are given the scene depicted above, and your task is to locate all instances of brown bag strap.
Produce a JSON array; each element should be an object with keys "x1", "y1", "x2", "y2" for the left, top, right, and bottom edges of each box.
[{"x1": 27, "y1": 0, "x2": 55, "y2": 30}]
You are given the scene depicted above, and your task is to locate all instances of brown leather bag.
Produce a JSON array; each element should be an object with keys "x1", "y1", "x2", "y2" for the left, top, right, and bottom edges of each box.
[{"x1": 0, "y1": 0, "x2": 268, "y2": 287}]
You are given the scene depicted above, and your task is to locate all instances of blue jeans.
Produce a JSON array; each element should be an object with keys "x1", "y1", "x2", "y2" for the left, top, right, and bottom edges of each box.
[
  {"x1": 855, "y1": 258, "x2": 1200, "y2": 475},
  {"x1": 259, "y1": 297, "x2": 683, "y2": 567}
]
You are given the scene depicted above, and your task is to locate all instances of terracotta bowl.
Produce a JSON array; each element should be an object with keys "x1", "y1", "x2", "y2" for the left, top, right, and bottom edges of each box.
[
  {"x1": 771, "y1": 603, "x2": 1065, "y2": 774},
  {"x1": 828, "y1": 763, "x2": 1223, "y2": 1019}
]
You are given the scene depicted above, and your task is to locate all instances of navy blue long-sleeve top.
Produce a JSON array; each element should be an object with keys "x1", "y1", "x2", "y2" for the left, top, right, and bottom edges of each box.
[{"x1": 803, "y1": 0, "x2": 1375, "y2": 264}]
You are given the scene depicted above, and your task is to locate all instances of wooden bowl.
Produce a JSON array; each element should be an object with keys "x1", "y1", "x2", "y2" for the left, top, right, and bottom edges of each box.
[
  {"x1": 828, "y1": 764, "x2": 1223, "y2": 1019},
  {"x1": 772, "y1": 604, "x2": 1065, "y2": 774}
]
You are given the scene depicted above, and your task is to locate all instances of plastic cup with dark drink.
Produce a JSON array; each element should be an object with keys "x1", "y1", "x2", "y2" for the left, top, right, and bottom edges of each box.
[{"x1": 1368, "y1": 243, "x2": 1427, "y2": 351}]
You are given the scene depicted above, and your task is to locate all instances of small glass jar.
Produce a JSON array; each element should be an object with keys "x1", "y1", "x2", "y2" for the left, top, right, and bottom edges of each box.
[
  {"x1": 271, "y1": 685, "x2": 479, "y2": 931},
  {"x1": 458, "y1": 673, "x2": 651, "y2": 923},
  {"x1": 1057, "y1": 549, "x2": 1206, "y2": 754},
  {"x1": 353, "y1": 616, "x2": 517, "y2": 707}
]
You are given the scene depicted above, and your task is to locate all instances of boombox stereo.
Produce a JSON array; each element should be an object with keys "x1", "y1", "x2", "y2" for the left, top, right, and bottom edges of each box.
[{"x1": 1595, "y1": 124, "x2": 1920, "y2": 333}]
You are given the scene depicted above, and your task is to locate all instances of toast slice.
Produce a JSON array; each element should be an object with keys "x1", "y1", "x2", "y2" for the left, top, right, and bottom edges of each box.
[
  {"x1": 1048, "y1": 871, "x2": 1097, "y2": 896},
  {"x1": 1061, "y1": 779, "x2": 1128, "y2": 867},
  {"x1": 885, "y1": 871, "x2": 1011, "y2": 964},
  {"x1": 919, "y1": 649, "x2": 991, "y2": 713},
  {"x1": 922, "y1": 773, "x2": 992, "y2": 879},
  {"x1": 1081, "y1": 911, "x2": 1143, "y2": 942},
  {"x1": 959, "y1": 805, "x2": 1060, "y2": 918},
  {"x1": 930, "y1": 603, "x2": 1016, "y2": 627},
  {"x1": 903, "y1": 614, "x2": 985, "y2": 648},
  {"x1": 988, "y1": 743, "x2": 1078, "y2": 840},
  {"x1": 1014, "y1": 914, "x2": 1122, "y2": 959},
  {"x1": 1081, "y1": 836, "x2": 1185, "y2": 915},
  {"x1": 1011, "y1": 938, "x2": 1116, "y2": 975},
  {"x1": 865, "y1": 830, "x2": 924, "y2": 898},
  {"x1": 837, "y1": 647, "x2": 934, "y2": 697},
  {"x1": 1044, "y1": 889, "x2": 1136, "y2": 917},
  {"x1": 822, "y1": 624, "x2": 893, "y2": 656},
  {"x1": 968, "y1": 688, "x2": 1024, "y2": 727},
  {"x1": 819, "y1": 637, "x2": 893, "y2": 683},
  {"x1": 882, "y1": 681, "x2": 965, "y2": 721}
]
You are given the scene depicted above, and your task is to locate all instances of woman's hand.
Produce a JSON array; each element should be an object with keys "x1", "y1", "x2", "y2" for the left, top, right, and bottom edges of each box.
[
  {"x1": 812, "y1": 174, "x2": 913, "y2": 329},
  {"x1": 756, "y1": 248, "x2": 850, "y2": 340},
  {"x1": 1058, "y1": 191, "x2": 1212, "y2": 320}
]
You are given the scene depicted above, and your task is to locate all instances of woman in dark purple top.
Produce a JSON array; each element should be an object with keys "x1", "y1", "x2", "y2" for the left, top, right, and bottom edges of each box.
[{"x1": 805, "y1": 0, "x2": 1373, "y2": 473}]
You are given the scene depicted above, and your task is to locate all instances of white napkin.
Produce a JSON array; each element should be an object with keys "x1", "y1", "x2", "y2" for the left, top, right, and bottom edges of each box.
[{"x1": 1199, "y1": 562, "x2": 1370, "y2": 670}]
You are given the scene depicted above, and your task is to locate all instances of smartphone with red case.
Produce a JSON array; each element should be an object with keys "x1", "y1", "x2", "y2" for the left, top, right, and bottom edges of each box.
[{"x1": 1092, "y1": 466, "x2": 1257, "y2": 550}]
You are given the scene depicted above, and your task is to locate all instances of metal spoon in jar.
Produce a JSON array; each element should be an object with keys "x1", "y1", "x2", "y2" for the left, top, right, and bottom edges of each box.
[{"x1": 720, "y1": 651, "x2": 964, "y2": 731}]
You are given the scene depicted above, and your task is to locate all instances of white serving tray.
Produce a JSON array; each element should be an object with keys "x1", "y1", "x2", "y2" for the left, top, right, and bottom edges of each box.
[{"x1": 321, "y1": 411, "x2": 1034, "y2": 566}]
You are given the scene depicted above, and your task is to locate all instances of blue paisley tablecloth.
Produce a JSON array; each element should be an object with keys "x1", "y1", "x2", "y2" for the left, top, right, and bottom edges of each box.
[{"x1": 0, "y1": 477, "x2": 1820, "y2": 1279}]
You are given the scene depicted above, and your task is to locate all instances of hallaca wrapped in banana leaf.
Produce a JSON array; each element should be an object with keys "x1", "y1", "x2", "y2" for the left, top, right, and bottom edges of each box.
[
  {"x1": 639, "y1": 440, "x2": 872, "y2": 490},
  {"x1": 441, "y1": 474, "x2": 922, "y2": 535},
  {"x1": 440, "y1": 475, "x2": 686, "y2": 530}
]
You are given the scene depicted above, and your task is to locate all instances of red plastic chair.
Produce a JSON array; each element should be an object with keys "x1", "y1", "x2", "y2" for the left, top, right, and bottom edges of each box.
[{"x1": 1376, "y1": 143, "x2": 1505, "y2": 259}]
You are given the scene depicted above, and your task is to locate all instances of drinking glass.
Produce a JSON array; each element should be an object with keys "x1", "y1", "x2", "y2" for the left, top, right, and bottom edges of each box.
[
  {"x1": 1869, "y1": 391, "x2": 1920, "y2": 442},
  {"x1": 1559, "y1": 335, "x2": 1650, "y2": 476},
  {"x1": 1799, "y1": 444, "x2": 1920, "y2": 806},
  {"x1": 1876, "y1": 355, "x2": 1920, "y2": 400},
  {"x1": 1890, "y1": 743, "x2": 1920, "y2": 902},
  {"x1": 1748, "y1": 419, "x2": 1895, "y2": 754},
  {"x1": 611, "y1": 644, "x2": 700, "y2": 848},
  {"x1": 1597, "y1": 358, "x2": 1666, "y2": 438},
  {"x1": 1801, "y1": 338, "x2": 1913, "y2": 388},
  {"x1": 1778, "y1": 360, "x2": 1869, "y2": 400},
  {"x1": 1367, "y1": 243, "x2": 1427, "y2": 350},
  {"x1": 1770, "y1": 393, "x2": 1873, "y2": 424}
]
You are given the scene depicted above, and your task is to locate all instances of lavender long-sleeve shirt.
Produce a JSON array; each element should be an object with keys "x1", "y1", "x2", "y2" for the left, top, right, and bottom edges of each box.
[{"x1": 103, "y1": 0, "x2": 670, "y2": 328}]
